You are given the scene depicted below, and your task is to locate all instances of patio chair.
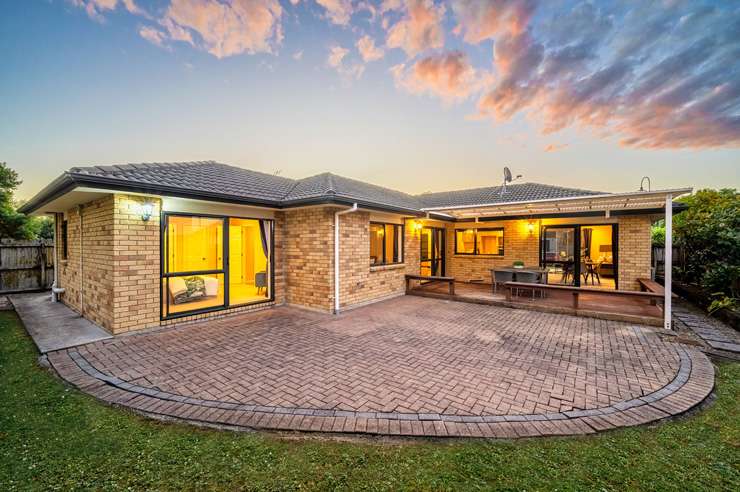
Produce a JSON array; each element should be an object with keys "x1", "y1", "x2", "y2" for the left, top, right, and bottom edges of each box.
[
  {"x1": 513, "y1": 271, "x2": 542, "y2": 299},
  {"x1": 491, "y1": 269, "x2": 514, "y2": 295}
]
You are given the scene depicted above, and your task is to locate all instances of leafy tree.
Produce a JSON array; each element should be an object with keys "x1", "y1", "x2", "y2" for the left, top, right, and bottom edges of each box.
[
  {"x1": 0, "y1": 162, "x2": 34, "y2": 240},
  {"x1": 673, "y1": 189, "x2": 739, "y2": 305}
]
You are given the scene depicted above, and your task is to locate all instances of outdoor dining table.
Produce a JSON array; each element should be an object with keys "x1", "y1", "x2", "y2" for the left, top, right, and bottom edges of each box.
[{"x1": 491, "y1": 267, "x2": 550, "y2": 284}]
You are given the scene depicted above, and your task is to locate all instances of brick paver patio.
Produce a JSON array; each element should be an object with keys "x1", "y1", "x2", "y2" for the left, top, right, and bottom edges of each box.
[{"x1": 47, "y1": 296, "x2": 715, "y2": 438}]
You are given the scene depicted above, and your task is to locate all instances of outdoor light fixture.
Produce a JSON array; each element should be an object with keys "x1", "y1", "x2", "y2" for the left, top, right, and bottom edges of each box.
[
  {"x1": 527, "y1": 221, "x2": 535, "y2": 236},
  {"x1": 413, "y1": 221, "x2": 423, "y2": 231},
  {"x1": 139, "y1": 202, "x2": 154, "y2": 221}
]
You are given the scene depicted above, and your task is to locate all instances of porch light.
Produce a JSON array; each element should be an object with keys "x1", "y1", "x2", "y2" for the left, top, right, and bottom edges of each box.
[
  {"x1": 139, "y1": 202, "x2": 154, "y2": 221},
  {"x1": 413, "y1": 220, "x2": 423, "y2": 231},
  {"x1": 527, "y1": 221, "x2": 535, "y2": 236}
]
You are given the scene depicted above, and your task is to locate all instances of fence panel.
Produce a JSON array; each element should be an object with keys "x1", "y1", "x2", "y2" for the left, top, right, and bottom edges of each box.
[{"x1": 0, "y1": 240, "x2": 54, "y2": 293}]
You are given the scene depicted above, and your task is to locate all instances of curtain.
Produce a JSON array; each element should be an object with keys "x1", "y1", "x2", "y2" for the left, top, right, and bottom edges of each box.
[
  {"x1": 258, "y1": 220, "x2": 270, "y2": 259},
  {"x1": 583, "y1": 228, "x2": 592, "y2": 259},
  {"x1": 258, "y1": 220, "x2": 271, "y2": 298}
]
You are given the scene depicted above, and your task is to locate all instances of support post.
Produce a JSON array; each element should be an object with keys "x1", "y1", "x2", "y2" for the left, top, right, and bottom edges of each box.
[{"x1": 664, "y1": 194, "x2": 673, "y2": 330}]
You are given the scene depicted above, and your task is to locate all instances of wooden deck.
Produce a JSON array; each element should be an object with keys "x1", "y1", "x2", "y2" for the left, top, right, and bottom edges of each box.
[{"x1": 408, "y1": 280, "x2": 664, "y2": 326}]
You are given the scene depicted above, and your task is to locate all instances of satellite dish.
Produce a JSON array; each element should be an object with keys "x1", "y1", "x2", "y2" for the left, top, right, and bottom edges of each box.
[{"x1": 501, "y1": 167, "x2": 522, "y2": 196}]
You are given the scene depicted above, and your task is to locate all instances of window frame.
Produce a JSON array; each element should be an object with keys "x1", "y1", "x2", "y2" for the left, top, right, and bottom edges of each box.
[
  {"x1": 369, "y1": 221, "x2": 404, "y2": 266},
  {"x1": 61, "y1": 220, "x2": 68, "y2": 260},
  {"x1": 160, "y1": 211, "x2": 275, "y2": 321},
  {"x1": 454, "y1": 227, "x2": 505, "y2": 256}
]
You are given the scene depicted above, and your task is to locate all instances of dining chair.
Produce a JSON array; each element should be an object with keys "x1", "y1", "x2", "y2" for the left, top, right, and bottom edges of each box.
[{"x1": 492, "y1": 269, "x2": 514, "y2": 295}]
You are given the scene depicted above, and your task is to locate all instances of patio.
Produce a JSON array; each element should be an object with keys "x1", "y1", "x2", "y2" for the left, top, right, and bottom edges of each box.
[{"x1": 44, "y1": 296, "x2": 714, "y2": 438}]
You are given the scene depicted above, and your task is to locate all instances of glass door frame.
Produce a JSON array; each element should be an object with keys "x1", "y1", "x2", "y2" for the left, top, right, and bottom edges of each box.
[
  {"x1": 539, "y1": 223, "x2": 619, "y2": 289},
  {"x1": 420, "y1": 226, "x2": 446, "y2": 277},
  {"x1": 160, "y1": 211, "x2": 275, "y2": 320}
]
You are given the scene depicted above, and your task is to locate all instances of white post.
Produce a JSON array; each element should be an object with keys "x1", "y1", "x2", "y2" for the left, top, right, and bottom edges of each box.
[{"x1": 664, "y1": 194, "x2": 672, "y2": 330}]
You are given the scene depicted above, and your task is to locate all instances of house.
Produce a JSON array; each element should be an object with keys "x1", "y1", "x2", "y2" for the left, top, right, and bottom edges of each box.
[{"x1": 19, "y1": 161, "x2": 689, "y2": 334}]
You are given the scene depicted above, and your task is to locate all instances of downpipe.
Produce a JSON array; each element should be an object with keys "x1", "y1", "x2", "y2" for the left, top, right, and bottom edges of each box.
[{"x1": 334, "y1": 203, "x2": 359, "y2": 314}]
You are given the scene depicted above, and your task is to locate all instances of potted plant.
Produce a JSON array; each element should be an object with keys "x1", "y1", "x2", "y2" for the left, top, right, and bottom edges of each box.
[{"x1": 513, "y1": 260, "x2": 525, "y2": 269}]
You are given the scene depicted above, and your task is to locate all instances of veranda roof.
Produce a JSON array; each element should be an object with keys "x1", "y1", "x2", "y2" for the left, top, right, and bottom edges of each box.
[{"x1": 420, "y1": 188, "x2": 693, "y2": 220}]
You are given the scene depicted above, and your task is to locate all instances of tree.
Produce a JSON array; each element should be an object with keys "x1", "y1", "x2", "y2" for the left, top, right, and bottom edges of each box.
[
  {"x1": 673, "y1": 189, "x2": 739, "y2": 305},
  {"x1": 0, "y1": 162, "x2": 34, "y2": 240}
]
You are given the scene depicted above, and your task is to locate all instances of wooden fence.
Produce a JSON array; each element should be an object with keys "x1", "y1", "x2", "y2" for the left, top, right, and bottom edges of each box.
[{"x1": 0, "y1": 240, "x2": 54, "y2": 293}]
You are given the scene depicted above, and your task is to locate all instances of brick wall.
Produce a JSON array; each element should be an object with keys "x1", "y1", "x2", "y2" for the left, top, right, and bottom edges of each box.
[
  {"x1": 56, "y1": 196, "x2": 115, "y2": 331},
  {"x1": 617, "y1": 215, "x2": 652, "y2": 291},
  {"x1": 337, "y1": 213, "x2": 419, "y2": 309},
  {"x1": 283, "y1": 207, "x2": 334, "y2": 311},
  {"x1": 446, "y1": 220, "x2": 539, "y2": 282},
  {"x1": 111, "y1": 195, "x2": 161, "y2": 333}
]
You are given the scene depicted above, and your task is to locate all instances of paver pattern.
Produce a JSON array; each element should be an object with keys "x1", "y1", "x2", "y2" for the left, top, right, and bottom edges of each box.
[{"x1": 46, "y1": 296, "x2": 715, "y2": 437}]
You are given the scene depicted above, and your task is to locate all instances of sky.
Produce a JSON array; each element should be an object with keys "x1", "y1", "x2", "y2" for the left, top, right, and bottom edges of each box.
[{"x1": 1, "y1": 0, "x2": 739, "y2": 201}]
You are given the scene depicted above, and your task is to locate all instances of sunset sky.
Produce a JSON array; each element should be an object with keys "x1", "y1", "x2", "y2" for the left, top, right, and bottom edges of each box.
[{"x1": 2, "y1": 0, "x2": 739, "y2": 201}]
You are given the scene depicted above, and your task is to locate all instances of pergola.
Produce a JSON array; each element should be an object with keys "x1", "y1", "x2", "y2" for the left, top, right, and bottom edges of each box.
[{"x1": 422, "y1": 188, "x2": 693, "y2": 330}]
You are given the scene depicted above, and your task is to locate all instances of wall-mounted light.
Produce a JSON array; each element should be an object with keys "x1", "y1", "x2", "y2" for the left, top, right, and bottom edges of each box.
[
  {"x1": 140, "y1": 202, "x2": 154, "y2": 221},
  {"x1": 413, "y1": 220, "x2": 423, "y2": 231},
  {"x1": 527, "y1": 221, "x2": 535, "y2": 236}
]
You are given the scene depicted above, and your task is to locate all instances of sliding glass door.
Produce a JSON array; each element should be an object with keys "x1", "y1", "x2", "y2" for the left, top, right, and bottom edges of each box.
[
  {"x1": 161, "y1": 213, "x2": 273, "y2": 319},
  {"x1": 540, "y1": 224, "x2": 618, "y2": 289},
  {"x1": 420, "y1": 227, "x2": 445, "y2": 277}
]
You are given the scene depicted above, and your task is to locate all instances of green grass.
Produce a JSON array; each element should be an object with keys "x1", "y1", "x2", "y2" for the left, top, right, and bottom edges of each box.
[{"x1": 1, "y1": 311, "x2": 738, "y2": 491}]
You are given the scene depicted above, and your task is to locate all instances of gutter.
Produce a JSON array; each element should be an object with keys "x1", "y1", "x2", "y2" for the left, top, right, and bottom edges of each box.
[{"x1": 334, "y1": 203, "x2": 358, "y2": 313}]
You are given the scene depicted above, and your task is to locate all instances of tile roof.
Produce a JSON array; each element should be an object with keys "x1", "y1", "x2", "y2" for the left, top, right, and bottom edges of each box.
[
  {"x1": 22, "y1": 160, "x2": 608, "y2": 216},
  {"x1": 69, "y1": 161, "x2": 296, "y2": 202},
  {"x1": 417, "y1": 183, "x2": 605, "y2": 209}
]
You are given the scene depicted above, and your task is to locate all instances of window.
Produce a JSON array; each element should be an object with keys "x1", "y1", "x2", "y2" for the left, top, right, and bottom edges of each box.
[
  {"x1": 455, "y1": 228, "x2": 504, "y2": 256},
  {"x1": 61, "y1": 220, "x2": 68, "y2": 260},
  {"x1": 162, "y1": 213, "x2": 273, "y2": 319},
  {"x1": 369, "y1": 222, "x2": 403, "y2": 265}
]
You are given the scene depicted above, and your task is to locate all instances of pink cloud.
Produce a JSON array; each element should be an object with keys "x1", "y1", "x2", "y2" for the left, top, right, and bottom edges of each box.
[
  {"x1": 451, "y1": 0, "x2": 535, "y2": 44},
  {"x1": 386, "y1": 0, "x2": 445, "y2": 57},
  {"x1": 160, "y1": 0, "x2": 283, "y2": 58},
  {"x1": 138, "y1": 26, "x2": 167, "y2": 48},
  {"x1": 70, "y1": 0, "x2": 144, "y2": 22},
  {"x1": 544, "y1": 142, "x2": 568, "y2": 152},
  {"x1": 356, "y1": 35, "x2": 384, "y2": 62},
  {"x1": 392, "y1": 51, "x2": 481, "y2": 103},
  {"x1": 315, "y1": 0, "x2": 354, "y2": 25},
  {"x1": 327, "y1": 45, "x2": 365, "y2": 81}
]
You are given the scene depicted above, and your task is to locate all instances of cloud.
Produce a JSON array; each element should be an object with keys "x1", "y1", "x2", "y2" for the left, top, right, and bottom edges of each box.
[
  {"x1": 544, "y1": 143, "x2": 568, "y2": 152},
  {"x1": 451, "y1": 0, "x2": 535, "y2": 43},
  {"x1": 315, "y1": 0, "x2": 354, "y2": 25},
  {"x1": 138, "y1": 26, "x2": 167, "y2": 48},
  {"x1": 293, "y1": 50, "x2": 304, "y2": 60},
  {"x1": 391, "y1": 51, "x2": 481, "y2": 103},
  {"x1": 356, "y1": 35, "x2": 384, "y2": 62},
  {"x1": 327, "y1": 45, "x2": 365, "y2": 81},
  {"x1": 158, "y1": 0, "x2": 284, "y2": 58},
  {"x1": 69, "y1": 0, "x2": 144, "y2": 22},
  {"x1": 474, "y1": 1, "x2": 740, "y2": 149},
  {"x1": 386, "y1": 0, "x2": 445, "y2": 57}
]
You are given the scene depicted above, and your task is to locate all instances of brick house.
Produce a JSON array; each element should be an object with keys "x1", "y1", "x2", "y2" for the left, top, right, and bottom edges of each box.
[{"x1": 20, "y1": 161, "x2": 688, "y2": 334}]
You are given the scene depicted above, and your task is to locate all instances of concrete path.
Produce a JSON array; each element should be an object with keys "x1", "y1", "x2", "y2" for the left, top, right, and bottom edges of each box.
[{"x1": 9, "y1": 292, "x2": 112, "y2": 353}]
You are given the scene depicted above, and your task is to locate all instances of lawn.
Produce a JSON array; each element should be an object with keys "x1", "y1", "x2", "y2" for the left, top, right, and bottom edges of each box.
[{"x1": 1, "y1": 311, "x2": 738, "y2": 491}]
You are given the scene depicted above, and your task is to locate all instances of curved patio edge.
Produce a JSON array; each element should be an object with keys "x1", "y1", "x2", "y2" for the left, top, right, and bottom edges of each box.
[{"x1": 45, "y1": 346, "x2": 715, "y2": 439}]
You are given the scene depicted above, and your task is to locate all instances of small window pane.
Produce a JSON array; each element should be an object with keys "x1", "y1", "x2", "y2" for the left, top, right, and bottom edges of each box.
[
  {"x1": 370, "y1": 223, "x2": 384, "y2": 265},
  {"x1": 456, "y1": 229, "x2": 475, "y2": 254},
  {"x1": 477, "y1": 229, "x2": 504, "y2": 255}
]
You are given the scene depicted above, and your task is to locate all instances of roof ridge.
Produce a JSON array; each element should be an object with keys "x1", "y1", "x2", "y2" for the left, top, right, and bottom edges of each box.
[
  {"x1": 416, "y1": 181, "x2": 604, "y2": 197},
  {"x1": 70, "y1": 160, "x2": 216, "y2": 174},
  {"x1": 325, "y1": 172, "x2": 336, "y2": 194}
]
